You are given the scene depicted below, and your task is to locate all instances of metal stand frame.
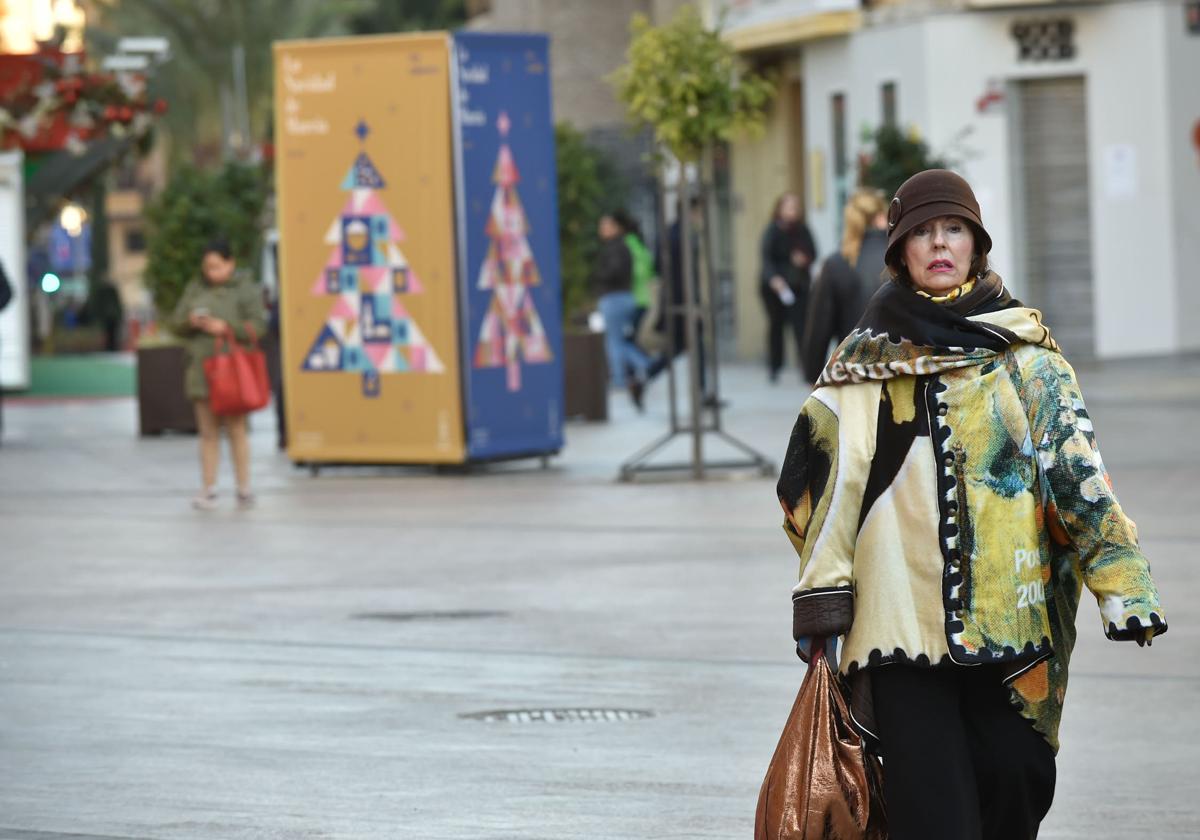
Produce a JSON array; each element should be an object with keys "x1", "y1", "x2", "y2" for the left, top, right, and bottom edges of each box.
[{"x1": 619, "y1": 157, "x2": 774, "y2": 482}]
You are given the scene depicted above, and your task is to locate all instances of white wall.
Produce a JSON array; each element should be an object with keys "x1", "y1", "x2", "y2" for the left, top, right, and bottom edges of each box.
[
  {"x1": 1078, "y1": 2, "x2": 1177, "y2": 357},
  {"x1": 0, "y1": 151, "x2": 29, "y2": 390},
  {"x1": 801, "y1": 18, "x2": 930, "y2": 272},
  {"x1": 1164, "y1": 0, "x2": 1200, "y2": 351},
  {"x1": 925, "y1": 4, "x2": 1178, "y2": 357},
  {"x1": 802, "y1": 1, "x2": 1185, "y2": 358}
]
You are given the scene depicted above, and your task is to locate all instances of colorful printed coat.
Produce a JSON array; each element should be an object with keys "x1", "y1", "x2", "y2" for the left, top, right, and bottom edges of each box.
[{"x1": 777, "y1": 273, "x2": 1166, "y2": 752}]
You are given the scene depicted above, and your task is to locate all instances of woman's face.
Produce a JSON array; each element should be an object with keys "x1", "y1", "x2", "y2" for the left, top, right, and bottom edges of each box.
[
  {"x1": 597, "y1": 216, "x2": 620, "y2": 240},
  {"x1": 901, "y1": 215, "x2": 975, "y2": 294},
  {"x1": 777, "y1": 194, "x2": 800, "y2": 224},
  {"x1": 202, "y1": 252, "x2": 236, "y2": 285}
]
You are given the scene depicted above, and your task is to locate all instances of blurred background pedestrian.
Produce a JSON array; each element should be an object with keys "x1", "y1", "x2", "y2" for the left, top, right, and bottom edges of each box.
[
  {"x1": 592, "y1": 211, "x2": 652, "y2": 411},
  {"x1": 759, "y1": 192, "x2": 816, "y2": 384},
  {"x1": 170, "y1": 238, "x2": 267, "y2": 511},
  {"x1": 800, "y1": 188, "x2": 888, "y2": 382},
  {"x1": 647, "y1": 196, "x2": 719, "y2": 404},
  {"x1": 86, "y1": 278, "x2": 125, "y2": 353},
  {"x1": 0, "y1": 258, "x2": 11, "y2": 445},
  {"x1": 612, "y1": 209, "x2": 655, "y2": 349}
]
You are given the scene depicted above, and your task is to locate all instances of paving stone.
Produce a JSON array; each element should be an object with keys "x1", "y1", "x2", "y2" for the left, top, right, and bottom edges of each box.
[{"x1": 1, "y1": 358, "x2": 1197, "y2": 838}]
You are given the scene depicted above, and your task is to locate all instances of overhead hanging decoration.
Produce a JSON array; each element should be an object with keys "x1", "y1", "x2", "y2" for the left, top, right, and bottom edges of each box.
[{"x1": 0, "y1": 50, "x2": 167, "y2": 155}]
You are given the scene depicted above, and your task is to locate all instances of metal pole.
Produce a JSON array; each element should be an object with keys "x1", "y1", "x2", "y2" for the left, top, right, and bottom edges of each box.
[
  {"x1": 678, "y1": 171, "x2": 704, "y2": 479},
  {"x1": 219, "y1": 85, "x2": 235, "y2": 160},
  {"x1": 655, "y1": 169, "x2": 680, "y2": 434},
  {"x1": 232, "y1": 44, "x2": 250, "y2": 157},
  {"x1": 698, "y1": 150, "x2": 724, "y2": 432}
]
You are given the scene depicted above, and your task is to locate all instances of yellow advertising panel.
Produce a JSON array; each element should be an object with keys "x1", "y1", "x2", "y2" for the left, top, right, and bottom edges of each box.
[{"x1": 274, "y1": 34, "x2": 465, "y2": 463}]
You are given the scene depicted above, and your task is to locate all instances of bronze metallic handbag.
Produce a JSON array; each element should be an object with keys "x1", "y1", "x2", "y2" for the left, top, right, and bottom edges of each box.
[{"x1": 755, "y1": 643, "x2": 887, "y2": 839}]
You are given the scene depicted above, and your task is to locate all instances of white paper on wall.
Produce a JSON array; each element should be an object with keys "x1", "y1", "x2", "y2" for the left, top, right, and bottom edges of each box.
[{"x1": 1103, "y1": 144, "x2": 1138, "y2": 199}]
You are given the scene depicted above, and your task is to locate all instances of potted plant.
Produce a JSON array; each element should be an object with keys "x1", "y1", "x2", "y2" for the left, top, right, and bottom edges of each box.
[
  {"x1": 555, "y1": 122, "x2": 619, "y2": 421},
  {"x1": 137, "y1": 161, "x2": 267, "y2": 435},
  {"x1": 858, "y1": 124, "x2": 950, "y2": 198}
]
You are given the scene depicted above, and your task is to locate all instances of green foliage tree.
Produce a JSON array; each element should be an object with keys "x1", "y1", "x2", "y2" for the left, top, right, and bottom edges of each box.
[
  {"x1": 88, "y1": 0, "x2": 371, "y2": 161},
  {"x1": 610, "y1": 6, "x2": 774, "y2": 164},
  {"x1": 348, "y1": 0, "x2": 467, "y2": 34},
  {"x1": 143, "y1": 161, "x2": 268, "y2": 320},
  {"x1": 554, "y1": 122, "x2": 623, "y2": 327},
  {"x1": 860, "y1": 124, "x2": 948, "y2": 199},
  {"x1": 610, "y1": 7, "x2": 777, "y2": 475}
]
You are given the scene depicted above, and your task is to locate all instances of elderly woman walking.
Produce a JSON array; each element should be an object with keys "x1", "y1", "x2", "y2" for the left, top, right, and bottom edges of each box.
[{"x1": 776, "y1": 169, "x2": 1166, "y2": 839}]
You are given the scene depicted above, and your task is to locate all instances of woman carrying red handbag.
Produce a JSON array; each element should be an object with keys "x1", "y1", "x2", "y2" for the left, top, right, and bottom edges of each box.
[{"x1": 170, "y1": 238, "x2": 268, "y2": 511}]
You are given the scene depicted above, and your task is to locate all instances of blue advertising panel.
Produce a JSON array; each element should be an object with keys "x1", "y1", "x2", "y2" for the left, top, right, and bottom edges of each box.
[{"x1": 452, "y1": 32, "x2": 564, "y2": 460}]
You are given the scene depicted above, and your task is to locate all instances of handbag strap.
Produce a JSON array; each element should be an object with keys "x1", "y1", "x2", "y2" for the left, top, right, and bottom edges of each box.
[
  {"x1": 242, "y1": 321, "x2": 261, "y2": 348},
  {"x1": 210, "y1": 323, "x2": 261, "y2": 352}
]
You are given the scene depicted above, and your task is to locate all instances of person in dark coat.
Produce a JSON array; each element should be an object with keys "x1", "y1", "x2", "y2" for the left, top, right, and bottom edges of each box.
[
  {"x1": 800, "y1": 189, "x2": 888, "y2": 382},
  {"x1": 592, "y1": 213, "x2": 652, "y2": 409},
  {"x1": 0, "y1": 259, "x2": 11, "y2": 444},
  {"x1": 648, "y1": 197, "x2": 710, "y2": 398},
  {"x1": 87, "y1": 279, "x2": 125, "y2": 352},
  {"x1": 759, "y1": 192, "x2": 817, "y2": 382}
]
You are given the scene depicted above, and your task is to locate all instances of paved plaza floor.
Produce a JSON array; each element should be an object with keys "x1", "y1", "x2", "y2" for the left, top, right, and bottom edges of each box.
[{"x1": 1, "y1": 357, "x2": 1198, "y2": 839}]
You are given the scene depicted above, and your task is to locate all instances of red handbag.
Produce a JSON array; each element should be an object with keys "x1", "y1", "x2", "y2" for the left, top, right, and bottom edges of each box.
[{"x1": 203, "y1": 324, "x2": 270, "y2": 416}]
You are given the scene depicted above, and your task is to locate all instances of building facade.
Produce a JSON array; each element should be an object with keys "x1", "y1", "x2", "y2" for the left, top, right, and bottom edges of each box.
[
  {"x1": 467, "y1": 0, "x2": 696, "y2": 238},
  {"x1": 720, "y1": 0, "x2": 1200, "y2": 361}
]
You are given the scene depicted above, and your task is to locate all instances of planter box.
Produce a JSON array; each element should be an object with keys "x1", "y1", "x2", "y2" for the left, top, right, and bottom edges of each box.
[
  {"x1": 136, "y1": 344, "x2": 197, "y2": 436},
  {"x1": 563, "y1": 331, "x2": 608, "y2": 422}
]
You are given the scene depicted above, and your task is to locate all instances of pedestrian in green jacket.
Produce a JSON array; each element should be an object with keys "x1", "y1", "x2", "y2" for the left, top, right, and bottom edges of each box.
[
  {"x1": 169, "y1": 238, "x2": 267, "y2": 511},
  {"x1": 777, "y1": 170, "x2": 1165, "y2": 840},
  {"x1": 613, "y1": 210, "x2": 655, "y2": 312}
]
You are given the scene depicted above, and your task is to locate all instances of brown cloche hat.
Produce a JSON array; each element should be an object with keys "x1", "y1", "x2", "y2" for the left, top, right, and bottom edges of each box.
[{"x1": 884, "y1": 169, "x2": 992, "y2": 271}]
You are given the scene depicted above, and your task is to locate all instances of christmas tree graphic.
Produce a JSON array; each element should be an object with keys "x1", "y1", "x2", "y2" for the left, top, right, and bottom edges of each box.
[
  {"x1": 472, "y1": 111, "x2": 552, "y2": 392},
  {"x1": 302, "y1": 120, "x2": 445, "y2": 397}
]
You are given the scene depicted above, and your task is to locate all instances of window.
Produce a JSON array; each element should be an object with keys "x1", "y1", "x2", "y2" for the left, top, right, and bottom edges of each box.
[
  {"x1": 125, "y1": 228, "x2": 146, "y2": 254},
  {"x1": 881, "y1": 81, "x2": 898, "y2": 128},
  {"x1": 114, "y1": 159, "x2": 138, "y2": 190},
  {"x1": 831, "y1": 93, "x2": 848, "y2": 179},
  {"x1": 831, "y1": 92, "x2": 849, "y2": 222}
]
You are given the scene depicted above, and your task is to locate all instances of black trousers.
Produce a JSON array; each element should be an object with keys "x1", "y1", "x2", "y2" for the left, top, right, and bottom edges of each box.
[
  {"x1": 761, "y1": 286, "x2": 806, "y2": 377},
  {"x1": 870, "y1": 664, "x2": 1056, "y2": 840},
  {"x1": 264, "y1": 325, "x2": 287, "y2": 449}
]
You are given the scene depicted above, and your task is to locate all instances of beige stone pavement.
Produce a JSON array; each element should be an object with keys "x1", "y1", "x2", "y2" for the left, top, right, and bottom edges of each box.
[{"x1": 0, "y1": 356, "x2": 1197, "y2": 839}]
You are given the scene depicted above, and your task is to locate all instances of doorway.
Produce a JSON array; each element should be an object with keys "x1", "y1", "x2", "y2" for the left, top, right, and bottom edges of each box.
[{"x1": 1012, "y1": 76, "x2": 1095, "y2": 356}]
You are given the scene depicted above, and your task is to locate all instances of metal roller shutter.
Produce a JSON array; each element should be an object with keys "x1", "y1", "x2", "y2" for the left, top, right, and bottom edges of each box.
[{"x1": 1015, "y1": 77, "x2": 1095, "y2": 357}]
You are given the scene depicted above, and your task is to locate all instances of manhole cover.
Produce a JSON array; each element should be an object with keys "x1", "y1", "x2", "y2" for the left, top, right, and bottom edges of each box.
[
  {"x1": 460, "y1": 707, "x2": 654, "y2": 723},
  {"x1": 350, "y1": 610, "x2": 508, "y2": 622}
]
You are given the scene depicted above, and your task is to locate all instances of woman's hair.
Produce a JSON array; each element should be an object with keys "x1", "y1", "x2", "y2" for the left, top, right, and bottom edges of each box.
[
  {"x1": 611, "y1": 208, "x2": 642, "y2": 242},
  {"x1": 203, "y1": 237, "x2": 233, "y2": 260},
  {"x1": 840, "y1": 189, "x2": 887, "y2": 265},
  {"x1": 770, "y1": 192, "x2": 800, "y2": 224}
]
